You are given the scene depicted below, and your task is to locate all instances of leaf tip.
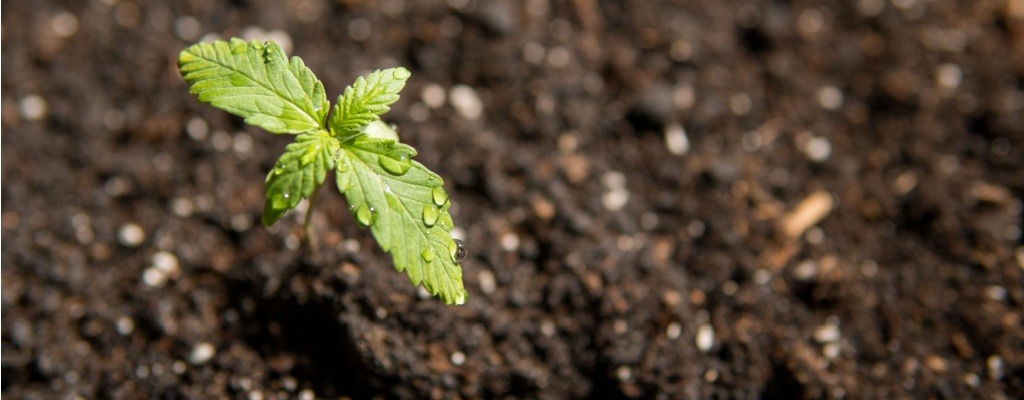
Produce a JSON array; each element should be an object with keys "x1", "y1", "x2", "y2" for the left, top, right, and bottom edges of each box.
[
  {"x1": 392, "y1": 67, "x2": 411, "y2": 81},
  {"x1": 452, "y1": 289, "x2": 468, "y2": 305}
]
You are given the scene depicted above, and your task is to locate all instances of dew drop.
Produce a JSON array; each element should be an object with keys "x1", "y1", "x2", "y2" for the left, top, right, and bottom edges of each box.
[
  {"x1": 379, "y1": 154, "x2": 411, "y2": 175},
  {"x1": 422, "y1": 204, "x2": 440, "y2": 227},
  {"x1": 338, "y1": 161, "x2": 350, "y2": 172},
  {"x1": 283, "y1": 193, "x2": 290, "y2": 199},
  {"x1": 432, "y1": 187, "x2": 449, "y2": 206},
  {"x1": 356, "y1": 204, "x2": 373, "y2": 226},
  {"x1": 421, "y1": 247, "x2": 436, "y2": 262}
]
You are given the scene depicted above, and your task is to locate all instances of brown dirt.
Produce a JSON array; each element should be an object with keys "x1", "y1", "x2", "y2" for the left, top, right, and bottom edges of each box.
[{"x1": 3, "y1": 0, "x2": 1024, "y2": 399}]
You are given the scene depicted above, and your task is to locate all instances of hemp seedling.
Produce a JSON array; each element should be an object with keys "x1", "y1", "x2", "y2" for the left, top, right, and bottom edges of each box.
[{"x1": 178, "y1": 38, "x2": 467, "y2": 304}]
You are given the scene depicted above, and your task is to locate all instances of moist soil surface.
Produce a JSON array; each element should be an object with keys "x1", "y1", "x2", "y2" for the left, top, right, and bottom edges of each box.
[{"x1": 3, "y1": 1, "x2": 1024, "y2": 399}]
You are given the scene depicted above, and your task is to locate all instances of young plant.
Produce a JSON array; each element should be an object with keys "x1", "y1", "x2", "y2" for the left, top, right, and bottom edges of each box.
[{"x1": 178, "y1": 38, "x2": 467, "y2": 305}]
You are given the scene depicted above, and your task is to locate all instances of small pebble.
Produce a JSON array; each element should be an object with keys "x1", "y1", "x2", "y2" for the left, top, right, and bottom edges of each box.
[
  {"x1": 669, "y1": 39, "x2": 694, "y2": 62},
  {"x1": 964, "y1": 372, "x2": 980, "y2": 387},
  {"x1": 814, "y1": 319, "x2": 841, "y2": 343},
  {"x1": 817, "y1": 86, "x2": 844, "y2": 110},
  {"x1": 499, "y1": 232, "x2": 520, "y2": 252},
  {"x1": 753, "y1": 269, "x2": 771, "y2": 285},
  {"x1": 666, "y1": 322, "x2": 682, "y2": 340},
  {"x1": 983, "y1": 285, "x2": 1007, "y2": 301},
  {"x1": 189, "y1": 342, "x2": 216, "y2": 365},
  {"x1": 523, "y1": 41, "x2": 546, "y2": 64},
  {"x1": 478, "y1": 269, "x2": 496, "y2": 294},
  {"x1": 601, "y1": 171, "x2": 629, "y2": 211},
  {"x1": 450, "y1": 85, "x2": 483, "y2": 119},
  {"x1": 116, "y1": 316, "x2": 135, "y2": 335},
  {"x1": 696, "y1": 323, "x2": 715, "y2": 352},
  {"x1": 231, "y1": 214, "x2": 253, "y2": 231},
  {"x1": 722, "y1": 281, "x2": 738, "y2": 296},
  {"x1": 170, "y1": 197, "x2": 194, "y2": 217},
  {"x1": 51, "y1": 12, "x2": 79, "y2": 38},
  {"x1": 547, "y1": 46, "x2": 572, "y2": 68},
  {"x1": 664, "y1": 123, "x2": 690, "y2": 155},
  {"x1": 142, "y1": 267, "x2": 168, "y2": 288},
  {"x1": 935, "y1": 63, "x2": 962, "y2": 92},
  {"x1": 211, "y1": 130, "x2": 232, "y2": 151},
  {"x1": 808, "y1": 228, "x2": 825, "y2": 244},
  {"x1": 796, "y1": 8, "x2": 825, "y2": 37},
  {"x1": 281, "y1": 376, "x2": 298, "y2": 391},
  {"x1": 233, "y1": 132, "x2": 253, "y2": 156},
  {"x1": 172, "y1": 361, "x2": 187, "y2": 374},
  {"x1": 540, "y1": 319, "x2": 556, "y2": 337},
  {"x1": 450, "y1": 351, "x2": 466, "y2": 366},
  {"x1": 118, "y1": 223, "x2": 146, "y2": 247},
  {"x1": 421, "y1": 84, "x2": 446, "y2": 108},
  {"x1": 987, "y1": 355, "x2": 1004, "y2": 380},
  {"x1": 613, "y1": 319, "x2": 628, "y2": 335},
  {"x1": 823, "y1": 343, "x2": 841, "y2": 359},
  {"x1": 602, "y1": 190, "x2": 629, "y2": 211},
  {"x1": 152, "y1": 251, "x2": 179, "y2": 276},
  {"x1": 174, "y1": 16, "x2": 202, "y2": 41},
  {"x1": 687, "y1": 220, "x2": 706, "y2": 237},
  {"x1": 729, "y1": 94, "x2": 752, "y2": 115},
  {"x1": 20, "y1": 95, "x2": 47, "y2": 121},
  {"x1": 804, "y1": 136, "x2": 832, "y2": 162},
  {"x1": 615, "y1": 365, "x2": 632, "y2": 381},
  {"x1": 186, "y1": 117, "x2": 209, "y2": 140}
]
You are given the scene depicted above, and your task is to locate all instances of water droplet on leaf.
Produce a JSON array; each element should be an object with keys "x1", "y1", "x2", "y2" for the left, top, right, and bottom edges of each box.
[
  {"x1": 355, "y1": 204, "x2": 373, "y2": 226},
  {"x1": 379, "y1": 154, "x2": 411, "y2": 175},
  {"x1": 421, "y1": 247, "x2": 436, "y2": 262},
  {"x1": 422, "y1": 204, "x2": 439, "y2": 227},
  {"x1": 432, "y1": 187, "x2": 448, "y2": 206},
  {"x1": 283, "y1": 193, "x2": 290, "y2": 199}
]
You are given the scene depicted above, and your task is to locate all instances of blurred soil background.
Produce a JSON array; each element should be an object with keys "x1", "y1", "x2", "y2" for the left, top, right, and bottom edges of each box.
[{"x1": 3, "y1": 0, "x2": 1024, "y2": 399}]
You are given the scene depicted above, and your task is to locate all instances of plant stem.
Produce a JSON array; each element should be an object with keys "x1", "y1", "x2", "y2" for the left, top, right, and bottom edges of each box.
[{"x1": 303, "y1": 184, "x2": 321, "y2": 252}]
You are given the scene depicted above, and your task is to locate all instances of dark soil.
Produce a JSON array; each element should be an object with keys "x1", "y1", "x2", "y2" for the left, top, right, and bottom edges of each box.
[{"x1": 3, "y1": 0, "x2": 1024, "y2": 399}]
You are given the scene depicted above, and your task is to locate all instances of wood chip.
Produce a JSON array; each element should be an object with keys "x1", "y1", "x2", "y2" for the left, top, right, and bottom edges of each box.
[{"x1": 778, "y1": 191, "x2": 834, "y2": 239}]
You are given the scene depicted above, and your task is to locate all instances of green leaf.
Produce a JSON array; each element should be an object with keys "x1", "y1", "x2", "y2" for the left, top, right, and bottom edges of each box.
[
  {"x1": 262, "y1": 131, "x2": 339, "y2": 226},
  {"x1": 335, "y1": 135, "x2": 467, "y2": 305},
  {"x1": 179, "y1": 38, "x2": 329, "y2": 134},
  {"x1": 329, "y1": 67, "x2": 410, "y2": 140}
]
